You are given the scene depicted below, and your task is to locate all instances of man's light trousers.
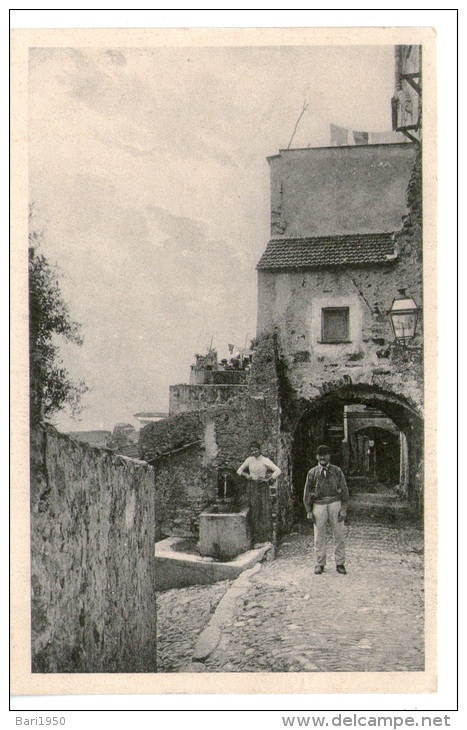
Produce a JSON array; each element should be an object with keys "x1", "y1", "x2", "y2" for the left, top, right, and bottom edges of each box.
[{"x1": 313, "y1": 501, "x2": 345, "y2": 566}]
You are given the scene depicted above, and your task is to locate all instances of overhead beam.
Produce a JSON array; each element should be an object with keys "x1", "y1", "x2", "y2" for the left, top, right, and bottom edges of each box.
[{"x1": 401, "y1": 72, "x2": 422, "y2": 94}]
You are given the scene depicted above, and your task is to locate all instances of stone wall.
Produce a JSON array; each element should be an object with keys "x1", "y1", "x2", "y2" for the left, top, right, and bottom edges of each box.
[
  {"x1": 30, "y1": 426, "x2": 157, "y2": 673},
  {"x1": 141, "y1": 415, "x2": 217, "y2": 540},
  {"x1": 189, "y1": 369, "x2": 248, "y2": 385},
  {"x1": 169, "y1": 383, "x2": 248, "y2": 416}
]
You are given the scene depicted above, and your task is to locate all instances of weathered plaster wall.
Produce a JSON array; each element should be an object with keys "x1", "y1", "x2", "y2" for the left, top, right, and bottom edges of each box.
[
  {"x1": 257, "y1": 252, "x2": 423, "y2": 416},
  {"x1": 268, "y1": 144, "x2": 418, "y2": 237},
  {"x1": 169, "y1": 383, "x2": 248, "y2": 416},
  {"x1": 30, "y1": 426, "x2": 157, "y2": 673}
]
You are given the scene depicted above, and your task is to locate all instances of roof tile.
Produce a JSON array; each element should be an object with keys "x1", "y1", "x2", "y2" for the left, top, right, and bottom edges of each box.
[{"x1": 256, "y1": 233, "x2": 397, "y2": 270}]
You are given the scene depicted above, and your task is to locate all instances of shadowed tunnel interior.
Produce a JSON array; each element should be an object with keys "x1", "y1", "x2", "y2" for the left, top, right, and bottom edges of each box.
[{"x1": 290, "y1": 385, "x2": 423, "y2": 517}]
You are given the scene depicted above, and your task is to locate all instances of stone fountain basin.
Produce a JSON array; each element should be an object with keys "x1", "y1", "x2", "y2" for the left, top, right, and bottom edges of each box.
[
  {"x1": 198, "y1": 505, "x2": 251, "y2": 559},
  {"x1": 154, "y1": 536, "x2": 272, "y2": 591}
]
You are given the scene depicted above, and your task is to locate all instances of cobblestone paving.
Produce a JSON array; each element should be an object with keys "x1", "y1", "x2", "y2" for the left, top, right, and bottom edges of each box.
[
  {"x1": 156, "y1": 516, "x2": 424, "y2": 673},
  {"x1": 156, "y1": 580, "x2": 232, "y2": 671}
]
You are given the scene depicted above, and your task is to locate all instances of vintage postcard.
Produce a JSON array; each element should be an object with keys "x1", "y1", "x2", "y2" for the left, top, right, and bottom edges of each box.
[{"x1": 11, "y1": 25, "x2": 438, "y2": 698}]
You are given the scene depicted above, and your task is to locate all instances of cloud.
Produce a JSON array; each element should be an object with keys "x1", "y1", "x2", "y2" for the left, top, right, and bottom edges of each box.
[{"x1": 54, "y1": 49, "x2": 238, "y2": 168}]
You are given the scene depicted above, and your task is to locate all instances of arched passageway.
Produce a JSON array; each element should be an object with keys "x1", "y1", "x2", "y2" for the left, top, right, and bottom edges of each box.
[
  {"x1": 290, "y1": 385, "x2": 423, "y2": 518},
  {"x1": 351, "y1": 425, "x2": 400, "y2": 487}
]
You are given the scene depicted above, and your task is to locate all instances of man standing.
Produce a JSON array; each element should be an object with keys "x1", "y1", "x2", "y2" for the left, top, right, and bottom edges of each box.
[{"x1": 303, "y1": 444, "x2": 349, "y2": 575}]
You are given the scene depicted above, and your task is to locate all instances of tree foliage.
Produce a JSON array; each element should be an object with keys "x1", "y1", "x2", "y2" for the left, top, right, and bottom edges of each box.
[{"x1": 29, "y1": 227, "x2": 88, "y2": 425}]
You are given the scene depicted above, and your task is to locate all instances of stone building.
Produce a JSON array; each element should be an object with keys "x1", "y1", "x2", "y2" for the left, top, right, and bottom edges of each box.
[
  {"x1": 140, "y1": 45, "x2": 424, "y2": 540},
  {"x1": 256, "y1": 141, "x2": 423, "y2": 512},
  {"x1": 139, "y1": 335, "x2": 283, "y2": 540},
  {"x1": 169, "y1": 349, "x2": 249, "y2": 416},
  {"x1": 140, "y1": 138, "x2": 423, "y2": 540}
]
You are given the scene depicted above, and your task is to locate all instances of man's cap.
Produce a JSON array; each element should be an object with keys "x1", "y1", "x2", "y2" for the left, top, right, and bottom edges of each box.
[{"x1": 316, "y1": 444, "x2": 331, "y2": 456}]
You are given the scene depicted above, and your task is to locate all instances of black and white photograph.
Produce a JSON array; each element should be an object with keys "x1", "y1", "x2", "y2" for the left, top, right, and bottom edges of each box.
[{"x1": 10, "y1": 22, "x2": 442, "y2": 701}]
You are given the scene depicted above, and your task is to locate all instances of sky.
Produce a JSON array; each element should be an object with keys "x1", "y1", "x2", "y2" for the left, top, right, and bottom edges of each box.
[{"x1": 28, "y1": 44, "x2": 396, "y2": 432}]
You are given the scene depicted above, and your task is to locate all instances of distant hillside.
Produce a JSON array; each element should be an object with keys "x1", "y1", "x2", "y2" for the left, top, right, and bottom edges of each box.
[{"x1": 66, "y1": 430, "x2": 112, "y2": 448}]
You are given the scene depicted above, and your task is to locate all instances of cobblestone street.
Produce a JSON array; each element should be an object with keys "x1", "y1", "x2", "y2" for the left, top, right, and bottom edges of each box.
[{"x1": 156, "y1": 515, "x2": 424, "y2": 673}]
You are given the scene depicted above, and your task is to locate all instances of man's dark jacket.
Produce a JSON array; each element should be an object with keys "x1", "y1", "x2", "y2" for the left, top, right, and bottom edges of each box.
[{"x1": 303, "y1": 464, "x2": 349, "y2": 513}]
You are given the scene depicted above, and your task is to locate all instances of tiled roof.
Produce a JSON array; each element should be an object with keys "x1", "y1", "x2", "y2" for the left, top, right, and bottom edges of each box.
[{"x1": 256, "y1": 232, "x2": 397, "y2": 270}]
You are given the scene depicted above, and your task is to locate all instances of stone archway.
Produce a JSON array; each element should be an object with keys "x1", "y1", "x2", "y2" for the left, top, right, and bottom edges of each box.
[{"x1": 289, "y1": 384, "x2": 423, "y2": 517}]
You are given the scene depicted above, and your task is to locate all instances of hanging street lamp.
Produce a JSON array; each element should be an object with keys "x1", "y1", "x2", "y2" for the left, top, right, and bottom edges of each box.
[{"x1": 389, "y1": 288, "x2": 421, "y2": 346}]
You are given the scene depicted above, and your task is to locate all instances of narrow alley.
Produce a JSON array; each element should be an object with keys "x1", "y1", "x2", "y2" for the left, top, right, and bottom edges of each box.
[{"x1": 156, "y1": 515, "x2": 424, "y2": 673}]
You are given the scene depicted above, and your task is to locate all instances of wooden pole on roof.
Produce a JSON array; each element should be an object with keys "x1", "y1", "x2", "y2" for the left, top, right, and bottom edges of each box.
[{"x1": 287, "y1": 99, "x2": 309, "y2": 149}]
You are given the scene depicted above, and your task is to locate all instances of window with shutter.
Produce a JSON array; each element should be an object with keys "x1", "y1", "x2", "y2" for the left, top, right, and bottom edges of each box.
[{"x1": 321, "y1": 307, "x2": 350, "y2": 343}]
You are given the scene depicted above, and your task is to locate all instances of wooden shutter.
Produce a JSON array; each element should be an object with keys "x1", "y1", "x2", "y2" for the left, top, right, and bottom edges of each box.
[{"x1": 321, "y1": 307, "x2": 349, "y2": 342}]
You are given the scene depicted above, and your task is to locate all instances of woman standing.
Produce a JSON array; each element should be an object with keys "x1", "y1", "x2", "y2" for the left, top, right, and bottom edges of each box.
[{"x1": 237, "y1": 441, "x2": 281, "y2": 543}]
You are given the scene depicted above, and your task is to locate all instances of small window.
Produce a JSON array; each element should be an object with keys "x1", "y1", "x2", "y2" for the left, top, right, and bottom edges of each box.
[{"x1": 321, "y1": 307, "x2": 350, "y2": 343}]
